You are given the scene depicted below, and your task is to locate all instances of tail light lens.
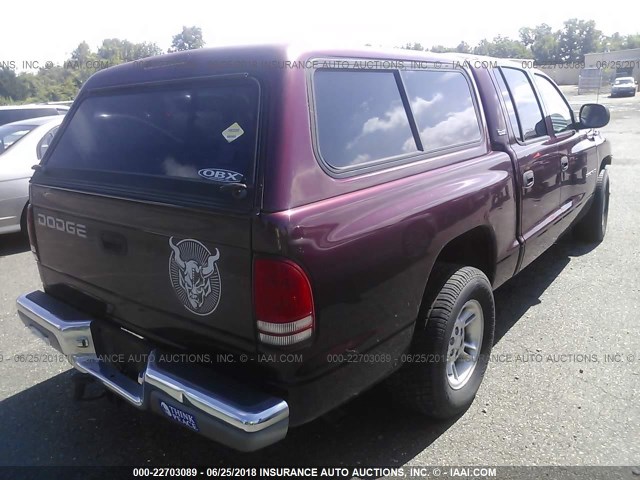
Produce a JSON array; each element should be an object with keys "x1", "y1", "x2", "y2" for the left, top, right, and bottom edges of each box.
[
  {"x1": 26, "y1": 204, "x2": 39, "y2": 260},
  {"x1": 253, "y1": 258, "x2": 314, "y2": 346}
]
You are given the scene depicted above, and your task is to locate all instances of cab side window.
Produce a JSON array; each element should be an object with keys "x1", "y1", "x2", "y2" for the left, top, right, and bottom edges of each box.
[
  {"x1": 313, "y1": 70, "x2": 418, "y2": 169},
  {"x1": 533, "y1": 74, "x2": 574, "y2": 134},
  {"x1": 499, "y1": 67, "x2": 547, "y2": 141}
]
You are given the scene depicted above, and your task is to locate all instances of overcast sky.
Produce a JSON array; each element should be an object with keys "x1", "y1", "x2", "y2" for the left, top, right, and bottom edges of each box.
[{"x1": 1, "y1": 0, "x2": 637, "y2": 69}]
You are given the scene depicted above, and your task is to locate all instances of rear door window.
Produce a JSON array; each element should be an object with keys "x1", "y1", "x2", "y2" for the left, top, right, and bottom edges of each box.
[
  {"x1": 499, "y1": 67, "x2": 547, "y2": 141},
  {"x1": 493, "y1": 69, "x2": 522, "y2": 140},
  {"x1": 42, "y1": 79, "x2": 260, "y2": 207}
]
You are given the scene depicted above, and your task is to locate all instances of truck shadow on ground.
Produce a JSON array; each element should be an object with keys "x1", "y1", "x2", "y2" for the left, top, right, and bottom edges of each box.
[
  {"x1": 0, "y1": 236, "x2": 599, "y2": 467},
  {"x1": 0, "y1": 233, "x2": 30, "y2": 257}
]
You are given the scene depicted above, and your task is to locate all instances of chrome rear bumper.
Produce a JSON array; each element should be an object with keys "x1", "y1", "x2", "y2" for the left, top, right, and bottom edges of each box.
[{"x1": 16, "y1": 290, "x2": 289, "y2": 451}]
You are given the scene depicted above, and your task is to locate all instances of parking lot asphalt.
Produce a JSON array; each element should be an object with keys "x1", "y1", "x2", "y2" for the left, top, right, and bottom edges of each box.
[{"x1": 0, "y1": 87, "x2": 638, "y2": 469}]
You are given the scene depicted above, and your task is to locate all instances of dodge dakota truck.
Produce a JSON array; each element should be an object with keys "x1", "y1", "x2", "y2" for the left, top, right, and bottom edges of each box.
[{"x1": 16, "y1": 45, "x2": 611, "y2": 451}]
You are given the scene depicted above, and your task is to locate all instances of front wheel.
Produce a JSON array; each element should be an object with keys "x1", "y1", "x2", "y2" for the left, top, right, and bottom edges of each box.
[
  {"x1": 574, "y1": 168, "x2": 610, "y2": 243},
  {"x1": 387, "y1": 264, "x2": 495, "y2": 418}
]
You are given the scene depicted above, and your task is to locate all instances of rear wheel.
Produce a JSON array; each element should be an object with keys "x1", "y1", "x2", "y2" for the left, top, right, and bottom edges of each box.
[
  {"x1": 574, "y1": 168, "x2": 610, "y2": 243},
  {"x1": 387, "y1": 264, "x2": 495, "y2": 418},
  {"x1": 20, "y1": 203, "x2": 29, "y2": 239}
]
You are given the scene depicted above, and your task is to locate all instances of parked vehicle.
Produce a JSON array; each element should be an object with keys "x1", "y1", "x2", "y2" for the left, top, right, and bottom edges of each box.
[
  {"x1": 0, "y1": 116, "x2": 63, "y2": 235},
  {"x1": 0, "y1": 105, "x2": 68, "y2": 127},
  {"x1": 16, "y1": 46, "x2": 612, "y2": 451},
  {"x1": 610, "y1": 76, "x2": 637, "y2": 97}
]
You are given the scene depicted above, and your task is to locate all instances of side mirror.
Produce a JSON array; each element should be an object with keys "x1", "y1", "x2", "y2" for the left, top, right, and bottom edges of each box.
[
  {"x1": 534, "y1": 119, "x2": 547, "y2": 137},
  {"x1": 578, "y1": 103, "x2": 610, "y2": 129}
]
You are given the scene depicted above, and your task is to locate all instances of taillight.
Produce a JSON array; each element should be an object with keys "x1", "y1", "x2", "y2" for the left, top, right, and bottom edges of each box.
[
  {"x1": 253, "y1": 258, "x2": 314, "y2": 346},
  {"x1": 26, "y1": 204, "x2": 39, "y2": 260}
]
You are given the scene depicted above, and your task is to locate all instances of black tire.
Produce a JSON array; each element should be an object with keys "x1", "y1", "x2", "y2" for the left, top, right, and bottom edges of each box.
[
  {"x1": 387, "y1": 264, "x2": 495, "y2": 419},
  {"x1": 20, "y1": 203, "x2": 29, "y2": 239},
  {"x1": 573, "y1": 168, "x2": 610, "y2": 243}
]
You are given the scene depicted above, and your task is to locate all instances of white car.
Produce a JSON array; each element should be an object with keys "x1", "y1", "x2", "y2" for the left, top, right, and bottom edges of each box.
[
  {"x1": 0, "y1": 116, "x2": 64, "y2": 235},
  {"x1": 610, "y1": 76, "x2": 638, "y2": 97}
]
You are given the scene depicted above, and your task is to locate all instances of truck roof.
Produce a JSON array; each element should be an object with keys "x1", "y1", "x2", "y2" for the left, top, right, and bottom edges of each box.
[{"x1": 82, "y1": 44, "x2": 516, "y2": 90}]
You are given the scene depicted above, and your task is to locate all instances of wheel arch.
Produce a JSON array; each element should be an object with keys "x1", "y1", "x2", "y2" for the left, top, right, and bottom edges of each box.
[
  {"x1": 417, "y1": 225, "x2": 497, "y2": 319},
  {"x1": 433, "y1": 225, "x2": 497, "y2": 284},
  {"x1": 600, "y1": 154, "x2": 612, "y2": 172}
]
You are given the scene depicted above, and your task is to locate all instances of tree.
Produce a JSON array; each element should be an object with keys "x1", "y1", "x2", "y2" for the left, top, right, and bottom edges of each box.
[
  {"x1": 0, "y1": 37, "x2": 166, "y2": 105},
  {"x1": 71, "y1": 41, "x2": 93, "y2": 64},
  {"x1": 134, "y1": 42, "x2": 163, "y2": 59},
  {"x1": 402, "y1": 42, "x2": 425, "y2": 51},
  {"x1": 0, "y1": 67, "x2": 29, "y2": 102},
  {"x1": 490, "y1": 35, "x2": 532, "y2": 58},
  {"x1": 98, "y1": 39, "x2": 163, "y2": 63},
  {"x1": 557, "y1": 19, "x2": 602, "y2": 63},
  {"x1": 455, "y1": 41, "x2": 472, "y2": 54},
  {"x1": 519, "y1": 24, "x2": 559, "y2": 64},
  {"x1": 472, "y1": 36, "x2": 531, "y2": 58},
  {"x1": 169, "y1": 26, "x2": 205, "y2": 52},
  {"x1": 624, "y1": 34, "x2": 640, "y2": 49},
  {"x1": 473, "y1": 39, "x2": 491, "y2": 56},
  {"x1": 430, "y1": 45, "x2": 454, "y2": 53},
  {"x1": 601, "y1": 32, "x2": 624, "y2": 52}
]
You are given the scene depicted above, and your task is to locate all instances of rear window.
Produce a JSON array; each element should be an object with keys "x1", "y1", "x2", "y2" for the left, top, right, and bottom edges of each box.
[
  {"x1": 0, "y1": 123, "x2": 37, "y2": 154},
  {"x1": 43, "y1": 79, "x2": 259, "y2": 206},
  {"x1": 0, "y1": 108, "x2": 59, "y2": 126}
]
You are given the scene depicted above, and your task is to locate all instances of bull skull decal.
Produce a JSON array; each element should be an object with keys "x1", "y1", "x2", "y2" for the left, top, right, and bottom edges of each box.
[{"x1": 169, "y1": 237, "x2": 221, "y2": 315}]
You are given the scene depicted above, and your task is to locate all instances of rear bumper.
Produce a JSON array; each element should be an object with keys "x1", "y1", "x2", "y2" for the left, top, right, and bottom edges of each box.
[{"x1": 16, "y1": 290, "x2": 289, "y2": 451}]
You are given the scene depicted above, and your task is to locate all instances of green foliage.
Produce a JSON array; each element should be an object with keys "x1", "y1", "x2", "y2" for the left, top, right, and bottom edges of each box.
[
  {"x1": 455, "y1": 41, "x2": 472, "y2": 54},
  {"x1": 403, "y1": 42, "x2": 425, "y2": 51},
  {"x1": 472, "y1": 35, "x2": 532, "y2": 58},
  {"x1": 402, "y1": 19, "x2": 638, "y2": 65},
  {"x1": 2, "y1": 20, "x2": 638, "y2": 106},
  {"x1": 601, "y1": 33, "x2": 640, "y2": 51},
  {"x1": 519, "y1": 24, "x2": 559, "y2": 64},
  {"x1": 430, "y1": 45, "x2": 454, "y2": 53},
  {"x1": 169, "y1": 26, "x2": 205, "y2": 53},
  {"x1": 0, "y1": 30, "x2": 191, "y2": 105},
  {"x1": 557, "y1": 18, "x2": 602, "y2": 62}
]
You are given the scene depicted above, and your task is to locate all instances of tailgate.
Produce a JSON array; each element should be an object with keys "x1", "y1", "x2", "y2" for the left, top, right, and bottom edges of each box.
[{"x1": 29, "y1": 76, "x2": 262, "y2": 351}]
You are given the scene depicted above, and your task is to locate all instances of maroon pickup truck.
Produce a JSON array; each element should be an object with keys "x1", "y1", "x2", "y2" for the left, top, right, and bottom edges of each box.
[{"x1": 16, "y1": 45, "x2": 611, "y2": 451}]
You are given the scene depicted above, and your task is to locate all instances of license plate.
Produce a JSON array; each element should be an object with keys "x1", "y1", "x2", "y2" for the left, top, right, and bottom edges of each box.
[{"x1": 159, "y1": 400, "x2": 199, "y2": 432}]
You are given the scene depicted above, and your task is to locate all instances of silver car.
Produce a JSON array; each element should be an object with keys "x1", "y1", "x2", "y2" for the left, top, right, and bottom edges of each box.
[
  {"x1": 0, "y1": 116, "x2": 64, "y2": 235},
  {"x1": 0, "y1": 105, "x2": 68, "y2": 127}
]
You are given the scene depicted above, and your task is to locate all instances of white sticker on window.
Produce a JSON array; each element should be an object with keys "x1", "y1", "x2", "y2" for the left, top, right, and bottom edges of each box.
[
  {"x1": 221, "y1": 122, "x2": 244, "y2": 143},
  {"x1": 198, "y1": 168, "x2": 243, "y2": 183}
]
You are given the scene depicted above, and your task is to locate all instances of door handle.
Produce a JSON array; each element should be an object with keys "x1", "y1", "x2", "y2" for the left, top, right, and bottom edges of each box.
[
  {"x1": 561, "y1": 156, "x2": 569, "y2": 172},
  {"x1": 523, "y1": 170, "x2": 535, "y2": 189}
]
